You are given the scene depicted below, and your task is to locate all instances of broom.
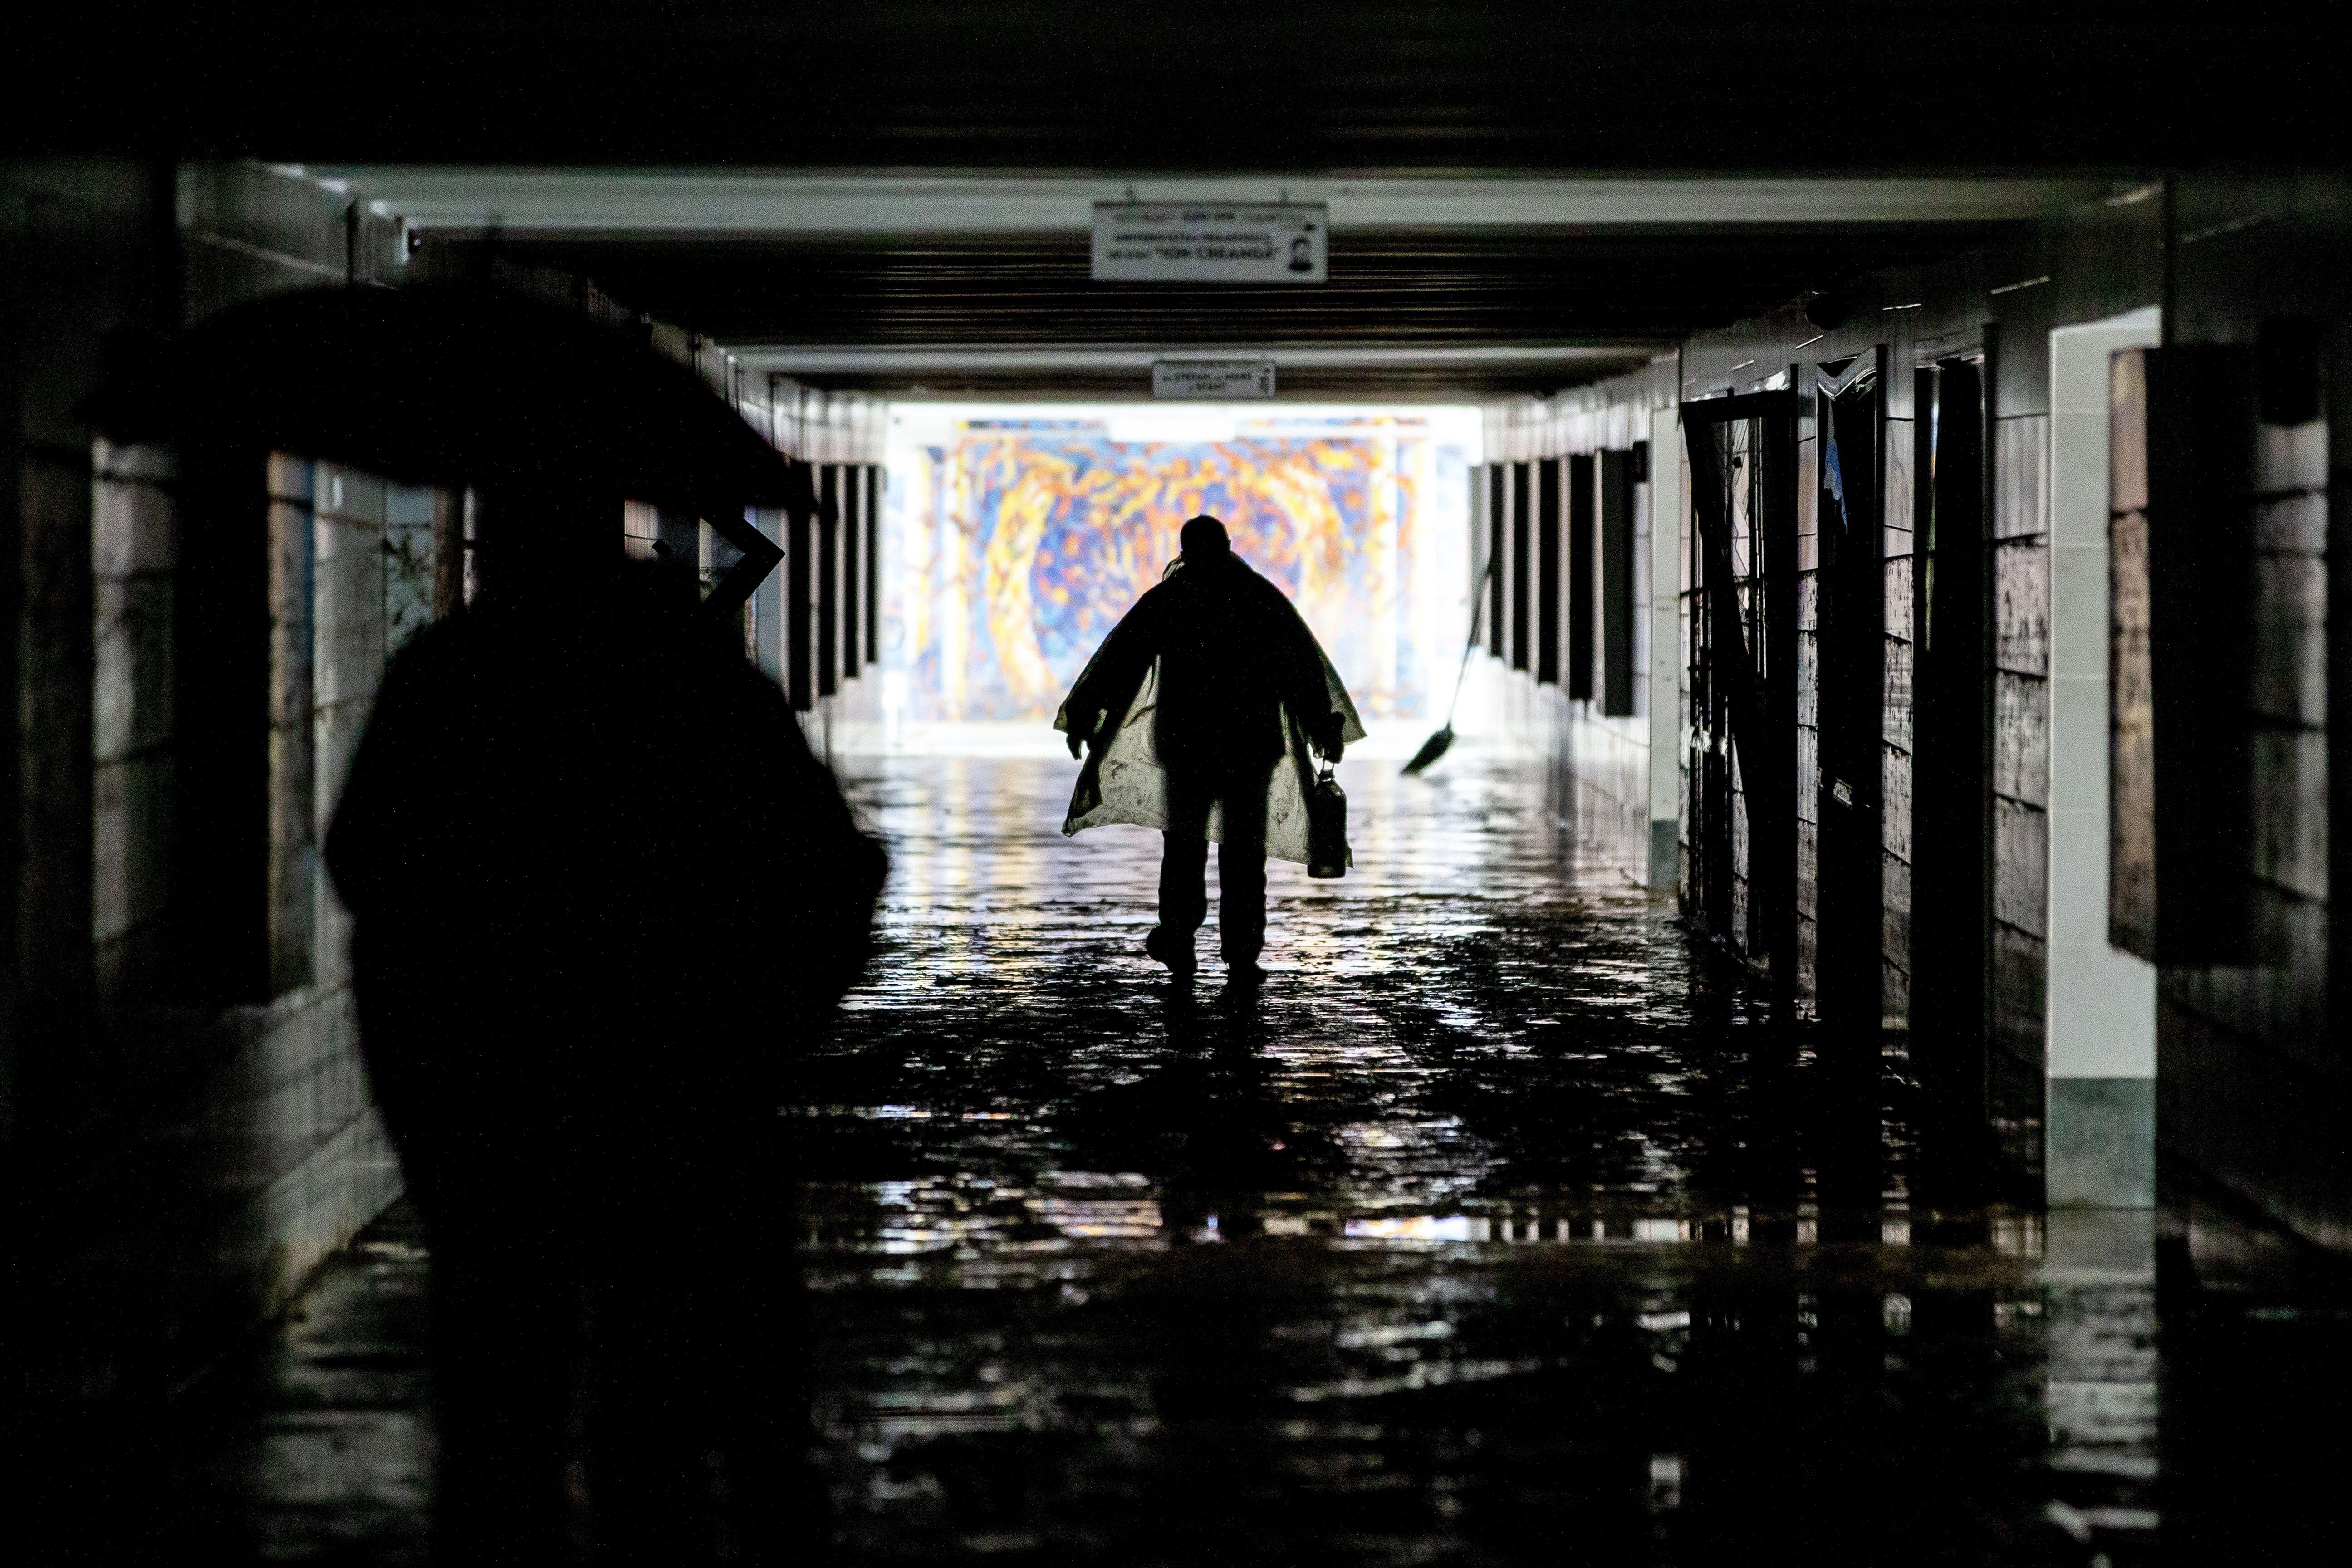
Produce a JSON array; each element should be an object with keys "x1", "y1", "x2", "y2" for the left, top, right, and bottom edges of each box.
[{"x1": 1401, "y1": 553, "x2": 1496, "y2": 776}]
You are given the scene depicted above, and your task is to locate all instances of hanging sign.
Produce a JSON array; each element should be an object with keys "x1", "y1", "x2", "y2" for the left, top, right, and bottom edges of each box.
[
  {"x1": 1152, "y1": 359, "x2": 1277, "y2": 400},
  {"x1": 1093, "y1": 202, "x2": 1328, "y2": 283}
]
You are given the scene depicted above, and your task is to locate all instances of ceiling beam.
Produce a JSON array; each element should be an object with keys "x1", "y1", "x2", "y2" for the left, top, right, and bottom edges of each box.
[
  {"x1": 327, "y1": 170, "x2": 2127, "y2": 237},
  {"x1": 729, "y1": 343, "x2": 1666, "y2": 375}
]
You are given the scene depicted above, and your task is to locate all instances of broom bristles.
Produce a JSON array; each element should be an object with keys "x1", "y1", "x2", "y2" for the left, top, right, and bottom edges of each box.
[{"x1": 1400, "y1": 725, "x2": 1455, "y2": 776}]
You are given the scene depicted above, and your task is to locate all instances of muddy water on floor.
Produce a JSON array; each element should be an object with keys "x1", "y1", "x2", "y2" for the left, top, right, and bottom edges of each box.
[
  {"x1": 179, "y1": 751, "x2": 2348, "y2": 1563},
  {"x1": 799, "y1": 752, "x2": 2127, "y2": 1566}
]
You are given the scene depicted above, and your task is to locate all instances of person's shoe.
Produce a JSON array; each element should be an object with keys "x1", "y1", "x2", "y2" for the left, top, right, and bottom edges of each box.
[
  {"x1": 1145, "y1": 928, "x2": 1196, "y2": 977},
  {"x1": 1225, "y1": 959, "x2": 1268, "y2": 986}
]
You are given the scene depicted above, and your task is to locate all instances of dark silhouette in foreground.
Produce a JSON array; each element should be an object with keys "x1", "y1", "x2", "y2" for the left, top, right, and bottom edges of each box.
[
  {"x1": 325, "y1": 517, "x2": 884, "y2": 1564},
  {"x1": 1056, "y1": 515, "x2": 1359, "y2": 982}
]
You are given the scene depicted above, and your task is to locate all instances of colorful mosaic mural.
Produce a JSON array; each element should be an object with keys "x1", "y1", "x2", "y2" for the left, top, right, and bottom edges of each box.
[{"x1": 887, "y1": 412, "x2": 1473, "y2": 724}]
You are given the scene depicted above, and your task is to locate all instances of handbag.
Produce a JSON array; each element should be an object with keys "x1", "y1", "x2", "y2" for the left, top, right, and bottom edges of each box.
[{"x1": 1306, "y1": 758, "x2": 1350, "y2": 879}]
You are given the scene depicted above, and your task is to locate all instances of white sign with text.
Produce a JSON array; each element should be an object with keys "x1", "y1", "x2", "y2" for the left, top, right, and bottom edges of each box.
[
  {"x1": 1151, "y1": 359, "x2": 1278, "y2": 400},
  {"x1": 1093, "y1": 203, "x2": 1328, "y2": 284}
]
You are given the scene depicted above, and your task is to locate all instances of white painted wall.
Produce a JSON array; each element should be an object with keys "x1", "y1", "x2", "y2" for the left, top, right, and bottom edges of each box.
[
  {"x1": 1647, "y1": 403, "x2": 1684, "y2": 888},
  {"x1": 2045, "y1": 307, "x2": 2162, "y2": 1079}
]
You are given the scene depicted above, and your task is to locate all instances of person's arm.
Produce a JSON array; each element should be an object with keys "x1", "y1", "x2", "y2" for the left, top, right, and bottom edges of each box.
[
  {"x1": 323, "y1": 622, "x2": 460, "y2": 922},
  {"x1": 723, "y1": 658, "x2": 889, "y2": 1014},
  {"x1": 1270, "y1": 592, "x2": 1345, "y2": 762},
  {"x1": 1059, "y1": 591, "x2": 1160, "y2": 757}
]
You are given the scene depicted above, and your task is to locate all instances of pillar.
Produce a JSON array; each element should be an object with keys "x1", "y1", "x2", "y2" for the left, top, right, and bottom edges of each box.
[
  {"x1": 1646, "y1": 403, "x2": 1683, "y2": 890},
  {"x1": 2044, "y1": 307, "x2": 2162, "y2": 1207}
]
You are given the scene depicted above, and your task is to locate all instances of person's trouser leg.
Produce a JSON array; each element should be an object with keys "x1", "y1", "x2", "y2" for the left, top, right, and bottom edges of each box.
[
  {"x1": 1216, "y1": 764, "x2": 1275, "y2": 965},
  {"x1": 1158, "y1": 770, "x2": 1212, "y2": 955},
  {"x1": 586, "y1": 1135, "x2": 809, "y2": 1566},
  {"x1": 425, "y1": 1190, "x2": 577, "y2": 1565}
]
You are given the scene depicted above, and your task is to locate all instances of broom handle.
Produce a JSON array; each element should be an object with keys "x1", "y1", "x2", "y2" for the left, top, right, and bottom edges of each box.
[{"x1": 1443, "y1": 553, "x2": 1498, "y2": 727}]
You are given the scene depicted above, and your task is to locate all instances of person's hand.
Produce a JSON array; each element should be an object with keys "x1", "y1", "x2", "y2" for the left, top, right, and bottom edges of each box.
[
  {"x1": 1067, "y1": 726, "x2": 1085, "y2": 760},
  {"x1": 1313, "y1": 713, "x2": 1345, "y2": 764}
]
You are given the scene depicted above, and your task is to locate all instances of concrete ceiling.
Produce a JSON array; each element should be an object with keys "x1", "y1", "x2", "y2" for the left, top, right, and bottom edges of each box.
[
  {"x1": 27, "y1": 4, "x2": 2324, "y2": 400},
  {"x1": 332, "y1": 171, "x2": 2127, "y2": 399},
  {"x1": 15, "y1": 4, "x2": 2337, "y2": 170}
]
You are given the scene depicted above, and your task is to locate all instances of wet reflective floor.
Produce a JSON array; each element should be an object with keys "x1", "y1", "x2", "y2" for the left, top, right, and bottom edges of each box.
[{"x1": 165, "y1": 752, "x2": 2349, "y2": 1564}]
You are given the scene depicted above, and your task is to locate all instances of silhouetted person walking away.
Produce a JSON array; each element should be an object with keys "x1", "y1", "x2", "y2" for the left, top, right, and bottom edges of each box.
[
  {"x1": 324, "y1": 491, "x2": 886, "y2": 1564},
  {"x1": 1057, "y1": 515, "x2": 1361, "y2": 982}
]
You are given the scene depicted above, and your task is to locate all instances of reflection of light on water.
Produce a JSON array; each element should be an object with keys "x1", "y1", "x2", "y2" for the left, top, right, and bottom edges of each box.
[
  {"x1": 2039, "y1": 1212, "x2": 2161, "y2": 1551},
  {"x1": 1648, "y1": 1455, "x2": 1683, "y2": 1513},
  {"x1": 1345, "y1": 1215, "x2": 1485, "y2": 1242},
  {"x1": 1289, "y1": 1357, "x2": 1539, "y2": 1402},
  {"x1": 1029, "y1": 1173, "x2": 1162, "y2": 1239},
  {"x1": 798, "y1": 754, "x2": 2174, "y2": 1559},
  {"x1": 1992, "y1": 1212, "x2": 2045, "y2": 1258},
  {"x1": 1026, "y1": 1196, "x2": 1161, "y2": 1238},
  {"x1": 858, "y1": 1380, "x2": 1033, "y2": 1438},
  {"x1": 825, "y1": 1170, "x2": 1170, "y2": 1253},
  {"x1": 1334, "y1": 1319, "x2": 1454, "y2": 1350}
]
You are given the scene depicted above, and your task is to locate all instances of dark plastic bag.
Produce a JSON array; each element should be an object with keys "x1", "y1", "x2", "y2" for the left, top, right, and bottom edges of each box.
[{"x1": 1307, "y1": 763, "x2": 1350, "y2": 879}]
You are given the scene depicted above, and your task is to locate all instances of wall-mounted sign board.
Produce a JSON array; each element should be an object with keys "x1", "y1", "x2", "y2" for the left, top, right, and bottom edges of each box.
[
  {"x1": 1093, "y1": 203, "x2": 1328, "y2": 283},
  {"x1": 1152, "y1": 359, "x2": 1277, "y2": 400}
]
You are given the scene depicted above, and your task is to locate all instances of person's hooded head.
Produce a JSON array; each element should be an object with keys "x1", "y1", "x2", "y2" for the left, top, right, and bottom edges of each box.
[
  {"x1": 468, "y1": 477, "x2": 702, "y2": 624},
  {"x1": 1177, "y1": 514, "x2": 1232, "y2": 567}
]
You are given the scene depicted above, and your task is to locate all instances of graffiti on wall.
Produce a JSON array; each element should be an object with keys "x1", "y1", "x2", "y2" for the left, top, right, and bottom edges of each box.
[{"x1": 890, "y1": 414, "x2": 1470, "y2": 724}]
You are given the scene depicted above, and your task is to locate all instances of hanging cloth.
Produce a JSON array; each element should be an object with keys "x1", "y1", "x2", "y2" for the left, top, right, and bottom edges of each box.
[{"x1": 1056, "y1": 646, "x2": 1363, "y2": 869}]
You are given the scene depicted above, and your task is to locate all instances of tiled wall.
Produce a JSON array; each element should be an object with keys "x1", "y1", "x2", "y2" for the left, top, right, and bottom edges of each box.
[
  {"x1": 2156, "y1": 403, "x2": 2336, "y2": 1239},
  {"x1": 384, "y1": 486, "x2": 442, "y2": 649},
  {"x1": 1667, "y1": 202, "x2": 2160, "y2": 1062},
  {"x1": 63, "y1": 454, "x2": 417, "y2": 1401},
  {"x1": 1991, "y1": 415, "x2": 2054, "y2": 1106},
  {"x1": 7, "y1": 161, "x2": 175, "y2": 1133},
  {"x1": 1553, "y1": 452, "x2": 1656, "y2": 872},
  {"x1": 12, "y1": 161, "x2": 420, "y2": 1401},
  {"x1": 1726, "y1": 419, "x2": 1757, "y2": 951},
  {"x1": 91, "y1": 442, "x2": 181, "y2": 1004},
  {"x1": 1881, "y1": 412, "x2": 1916, "y2": 1024},
  {"x1": 1490, "y1": 363, "x2": 1678, "y2": 881},
  {"x1": 309, "y1": 464, "x2": 390, "y2": 994},
  {"x1": 1649, "y1": 181, "x2": 2352, "y2": 1239},
  {"x1": 1793, "y1": 421, "x2": 1820, "y2": 998}
]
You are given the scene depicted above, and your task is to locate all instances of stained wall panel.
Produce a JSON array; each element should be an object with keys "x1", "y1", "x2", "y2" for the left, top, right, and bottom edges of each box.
[
  {"x1": 1601, "y1": 448, "x2": 1637, "y2": 715},
  {"x1": 1794, "y1": 423, "x2": 1821, "y2": 1002},
  {"x1": 818, "y1": 464, "x2": 841, "y2": 698},
  {"x1": 842, "y1": 466, "x2": 862, "y2": 676},
  {"x1": 2109, "y1": 346, "x2": 2259, "y2": 965},
  {"x1": 1994, "y1": 671, "x2": 2051, "y2": 808},
  {"x1": 1488, "y1": 465, "x2": 1507, "y2": 657},
  {"x1": 1536, "y1": 457, "x2": 1562, "y2": 685},
  {"x1": 1509, "y1": 460, "x2": 1533, "y2": 672},
  {"x1": 787, "y1": 495, "x2": 815, "y2": 711},
  {"x1": 866, "y1": 465, "x2": 883, "y2": 666},
  {"x1": 1568, "y1": 454, "x2": 1595, "y2": 697},
  {"x1": 1989, "y1": 417, "x2": 2053, "y2": 1096}
]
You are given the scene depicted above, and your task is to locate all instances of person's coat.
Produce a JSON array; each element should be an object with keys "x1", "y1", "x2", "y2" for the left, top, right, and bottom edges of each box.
[
  {"x1": 1053, "y1": 552, "x2": 1365, "y2": 866},
  {"x1": 323, "y1": 561, "x2": 887, "y2": 1210}
]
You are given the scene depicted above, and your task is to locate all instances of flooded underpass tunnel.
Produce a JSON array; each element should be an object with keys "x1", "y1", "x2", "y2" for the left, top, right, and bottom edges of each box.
[
  {"x1": 154, "y1": 751, "x2": 2350, "y2": 1566},
  {"x1": 13, "y1": 10, "x2": 2352, "y2": 1564},
  {"x1": 804, "y1": 754, "x2": 2078, "y2": 1564}
]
